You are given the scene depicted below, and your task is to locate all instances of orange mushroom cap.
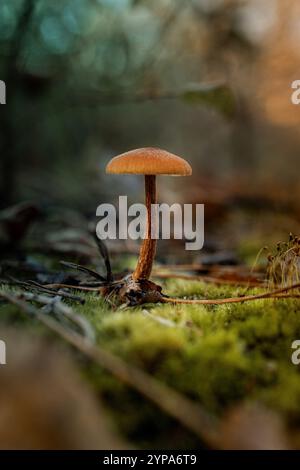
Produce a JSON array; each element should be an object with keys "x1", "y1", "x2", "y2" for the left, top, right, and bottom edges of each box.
[{"x1": 106, "y1": 147, "x2": 192, "y2": 176}]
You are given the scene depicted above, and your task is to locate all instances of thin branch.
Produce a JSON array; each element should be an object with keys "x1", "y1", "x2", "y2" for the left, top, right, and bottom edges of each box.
[
  {"x1": 92, "y1": 235, "x2": 113, "y2": 282},
  {"x1": 44, "y1": 283, "x2": 102, "y2": 292},
  {"x1": 44, "y1": 280, "x2": 300, "y2": 307},
  {"x1": 9, "y1": 278, "x2": 85, "y2": 303},
  {"x1": 162, "y1": 283, "x2": 300, "y2": 305},
  {"x1": 19, "y1": 291, "x2": 95, "y2": 343},
  {"x1": 60, "y1": 260, "x2": 107, "y2": 282}
]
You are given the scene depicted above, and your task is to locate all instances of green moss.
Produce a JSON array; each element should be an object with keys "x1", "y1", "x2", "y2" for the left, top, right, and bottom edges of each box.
[{"x1": 1, "y1": 278, "x2": 300, "y2": 448}]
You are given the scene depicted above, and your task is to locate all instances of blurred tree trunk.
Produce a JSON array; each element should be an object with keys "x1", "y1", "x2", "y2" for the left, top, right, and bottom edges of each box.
[{"x1": 0, "y1": 0, "x2": 35, "y2": 208}]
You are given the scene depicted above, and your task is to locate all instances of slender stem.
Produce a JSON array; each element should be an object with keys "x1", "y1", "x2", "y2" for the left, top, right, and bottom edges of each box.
[{"x1": 133, "y1": 175, "x2": 157, "y2": 280}]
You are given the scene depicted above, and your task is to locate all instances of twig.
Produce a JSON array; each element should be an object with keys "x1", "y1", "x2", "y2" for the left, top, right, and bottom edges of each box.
[
  {"x1": 44, "y1": 283, "x2": 105, "y2": 292},
  {"x1": 9, "y1": 278, "x2": 85, "y2": 303},
  {"x1": 162, "y1": 283, "x2": 300, "y2": 305},
  {"x1": 44, "y1": 280, "x2": 300, "y2": 307},
  {"x1": 19, "y1": 291, "x2": 95, "y2": 343},
  {"x1": 60, "y1": 261, "x2": 107, "y2": 282},
  {"x1": 92, "y1": 235, "x2": 113, "y2": 282}
]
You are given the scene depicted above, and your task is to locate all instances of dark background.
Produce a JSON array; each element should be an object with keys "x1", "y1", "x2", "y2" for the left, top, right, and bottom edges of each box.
[{"x1": 1, "y1": 0, "x2": 300, "y2": 260}]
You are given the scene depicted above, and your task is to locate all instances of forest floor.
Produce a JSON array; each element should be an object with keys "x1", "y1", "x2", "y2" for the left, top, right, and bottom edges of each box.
[{"x1": 1, "y1": 205, "x2": 300, "y2": 449}]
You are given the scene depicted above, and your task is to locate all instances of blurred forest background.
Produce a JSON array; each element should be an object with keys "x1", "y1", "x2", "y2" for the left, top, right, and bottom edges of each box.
[
  {"x1": 1, "y1": 0, "x2": 300, "y2": 257},
  {"x1": 2, "y1": 0, "x2": 300, "y2": 451}
]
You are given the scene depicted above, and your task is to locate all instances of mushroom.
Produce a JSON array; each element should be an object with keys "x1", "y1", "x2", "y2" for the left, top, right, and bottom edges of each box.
[{"x1": 106, "y1": 147, "x2": 192, "y2": 281}]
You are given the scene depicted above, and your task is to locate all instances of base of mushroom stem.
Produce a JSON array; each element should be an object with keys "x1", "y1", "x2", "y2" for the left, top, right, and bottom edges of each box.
[{"x1": 102, "y1": 274, "x2": 164, "y2": 306}]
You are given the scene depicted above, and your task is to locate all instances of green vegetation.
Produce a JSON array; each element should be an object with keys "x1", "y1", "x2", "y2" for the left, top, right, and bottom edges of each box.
[{"x1": 2, "y1": 273, "x2": 300, "y2": 448}]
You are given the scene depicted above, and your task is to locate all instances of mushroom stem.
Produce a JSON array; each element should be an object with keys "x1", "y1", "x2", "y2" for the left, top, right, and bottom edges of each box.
[{"x1": 133, "y1": 175, "x2": 157, "y2": 280}]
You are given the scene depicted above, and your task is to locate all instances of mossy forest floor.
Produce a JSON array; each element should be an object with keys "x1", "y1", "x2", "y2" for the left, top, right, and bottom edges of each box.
[
  {"x1": 1, "y1": 206, "x2": 300, "y2": 448},
  {"x1": 1, "y1": 266, "x2": 300, "y2": 448}
]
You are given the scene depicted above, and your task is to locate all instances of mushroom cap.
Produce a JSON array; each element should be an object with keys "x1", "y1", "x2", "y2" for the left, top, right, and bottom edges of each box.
[{"x1": 106, "y1": 147, "x2": 192, "y2": 176}]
